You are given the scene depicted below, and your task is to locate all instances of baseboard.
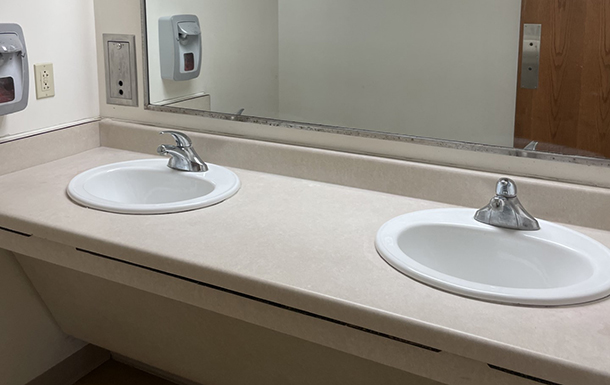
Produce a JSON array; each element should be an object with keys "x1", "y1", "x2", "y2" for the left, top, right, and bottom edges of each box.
[
  {"x1": 27, "y1": 344, "x2": 110, "y2": 385},
  {"x1": 112, "y1": 353, "x2": 201, "y2": 385}
]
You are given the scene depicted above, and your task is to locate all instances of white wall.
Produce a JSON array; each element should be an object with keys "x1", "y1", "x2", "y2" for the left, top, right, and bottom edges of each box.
[
  {"x1": 146, "y1": 0, "x2": 279, "y2": 118},
  {"x1": 0, "y1": 250, "x2": 86, "y2": 385},
  {"x1": 148, "y1": 0, "x2": 522, "y2": 146},
  {"x1": 0, "y1": 0, "x2": 99, "y2": 139},
  {"x1": 278, "y1": 0, "x2": 522, "y2": 147}
]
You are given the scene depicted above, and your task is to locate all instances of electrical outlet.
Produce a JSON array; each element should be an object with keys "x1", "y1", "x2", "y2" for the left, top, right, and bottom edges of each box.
[{"x1": 34, "y1": 63, "x2": 55, "y2": 99}]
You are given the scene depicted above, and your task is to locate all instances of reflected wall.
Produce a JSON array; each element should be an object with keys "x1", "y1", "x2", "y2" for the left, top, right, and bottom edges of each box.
[{"x1": 146, "y1": 0, "x2": 522, "y2": 147}]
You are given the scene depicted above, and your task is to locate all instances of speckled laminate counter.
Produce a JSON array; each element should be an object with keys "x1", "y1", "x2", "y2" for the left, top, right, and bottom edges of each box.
[{"x1": 1, "y1": 146, "x2": 609, "y2": 384}]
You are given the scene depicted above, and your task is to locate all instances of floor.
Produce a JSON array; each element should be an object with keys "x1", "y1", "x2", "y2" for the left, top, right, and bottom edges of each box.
[{"x1": 74, "y1": 360, "x2": 177, "y2": 385}]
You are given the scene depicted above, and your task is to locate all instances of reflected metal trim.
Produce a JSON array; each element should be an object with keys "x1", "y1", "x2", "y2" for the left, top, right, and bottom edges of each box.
[
  {"x1": 521, "y1": 24, "x2": 542, "y2": 90},
  {"x1": 140, "y1": 0, "x2": 610, "y2": 169}
]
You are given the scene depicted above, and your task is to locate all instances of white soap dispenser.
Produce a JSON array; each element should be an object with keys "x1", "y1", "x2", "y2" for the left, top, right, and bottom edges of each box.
[
  {"x1": 0, "y1": 23, "x2": 28, "y2": 116},
  {"x1": 159, "y1": 15, "x2": 202, "y2": 81}
]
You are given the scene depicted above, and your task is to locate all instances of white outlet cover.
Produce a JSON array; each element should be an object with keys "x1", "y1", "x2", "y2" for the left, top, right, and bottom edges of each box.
[{"x1": 34, "y1": 63, "x2": 55, "y2": 99}]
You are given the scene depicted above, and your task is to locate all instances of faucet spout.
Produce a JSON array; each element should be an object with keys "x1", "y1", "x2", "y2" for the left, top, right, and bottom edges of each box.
[
  {"x1": 157, "y1": 131, "x2": 209, "y2": 172},
  {"x1": 474, "y1": 178, "x2": 540, "y2": 231}
]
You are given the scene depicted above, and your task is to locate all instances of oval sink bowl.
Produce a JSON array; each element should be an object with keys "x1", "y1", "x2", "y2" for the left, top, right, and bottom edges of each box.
[
  {"x1": 68, "y1": 159, "x2": 240, "y2": 214},
  {"x1": 376, "y1": 208, "x2": 610, "y2": 306}
]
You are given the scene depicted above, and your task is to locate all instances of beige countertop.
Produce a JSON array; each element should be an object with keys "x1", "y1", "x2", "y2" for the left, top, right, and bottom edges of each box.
[{"x1": 1, "y1": 146, "x2": 609, "y2": 383}]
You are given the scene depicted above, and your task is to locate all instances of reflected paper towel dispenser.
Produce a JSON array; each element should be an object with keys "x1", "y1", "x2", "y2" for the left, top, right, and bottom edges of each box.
[
  {"x1": 159, "y1": 15, "x2": 201, "y2": 81},
  {"x1": 0, "y1": 23, "x2": 28, "y2": 116}
]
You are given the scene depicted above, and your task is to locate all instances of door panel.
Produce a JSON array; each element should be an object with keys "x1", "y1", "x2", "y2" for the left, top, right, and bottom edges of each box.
[{"x1": 515, "y1": 0, "x2": 610, "y2": 158}]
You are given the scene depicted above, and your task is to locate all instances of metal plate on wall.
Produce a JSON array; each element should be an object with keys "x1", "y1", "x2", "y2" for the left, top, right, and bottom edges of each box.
[
  {"x1": 521, "y1": 24, "x2": 541, "y2": 90},
  {"x1": 103, "y1": 34, "x2": 138, "y2": 107}
]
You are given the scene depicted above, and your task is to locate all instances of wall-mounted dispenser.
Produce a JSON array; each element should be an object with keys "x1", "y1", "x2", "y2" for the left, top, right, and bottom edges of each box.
[
  {"x1": 0, "y1": 24, "x2": 28, "y2": 116},
  {"x1": 159, "y1": 15, "x2": 202, "y2": 81}
]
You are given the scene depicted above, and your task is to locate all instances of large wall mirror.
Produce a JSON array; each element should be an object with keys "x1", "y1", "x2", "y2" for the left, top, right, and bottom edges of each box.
[{"x1": 143, "y1": 0, "x2": 610, "y2": 165}]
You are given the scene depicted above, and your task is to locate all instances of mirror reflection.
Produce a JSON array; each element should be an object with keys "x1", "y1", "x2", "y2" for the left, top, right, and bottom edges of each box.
[{"x1": 145, "y1": 0, "x2": 610, "y2": 159}]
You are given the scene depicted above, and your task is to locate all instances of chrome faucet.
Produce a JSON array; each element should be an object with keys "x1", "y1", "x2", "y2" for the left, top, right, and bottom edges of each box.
[
  {"x1": 524, "y1": 141, "x2": 538, "y2": 151},
  {"x1": 474, "y1": 178, "x2": 540, "y2": 231},
  {"x1": 230, "y1": 108, "x2": 245, "y2": 121},
  {"x1": 157, "y1": 131, "x2": 209, "y2": 172}
]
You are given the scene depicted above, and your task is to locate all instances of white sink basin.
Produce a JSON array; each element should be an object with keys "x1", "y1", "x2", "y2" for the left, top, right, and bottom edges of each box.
[
  {"x1": 67, "y1": 159, "x2": 240, "y2": 214},
  {"x1": 376, "y1": 208, "x2": 610, "y2": 306}
]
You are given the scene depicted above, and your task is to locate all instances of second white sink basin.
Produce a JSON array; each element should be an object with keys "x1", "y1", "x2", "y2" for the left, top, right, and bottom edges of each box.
[
  {"x1": 376, "y1": 208, "x2": 610, "y2": 306},
  {"x1": 68, "y1": 159, "x2": 240, "y2": 214}
]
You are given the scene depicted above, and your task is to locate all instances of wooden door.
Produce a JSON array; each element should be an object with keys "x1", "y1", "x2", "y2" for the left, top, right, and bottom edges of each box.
[{"x1": 514, "y1": 0, "x2": 610, "y2": 158}]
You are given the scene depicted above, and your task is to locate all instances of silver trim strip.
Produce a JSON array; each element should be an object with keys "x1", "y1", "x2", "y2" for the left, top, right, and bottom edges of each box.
[{"x1": 521, "y1": 24, "x2": 542, "y2": 89}]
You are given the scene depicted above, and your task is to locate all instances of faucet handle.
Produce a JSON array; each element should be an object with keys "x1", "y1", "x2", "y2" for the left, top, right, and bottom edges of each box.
[
  {"x1": 495, "y1": 178, "x2": 517, "y2": 198},
  {"x1": 160, "y1": 131, "x2": 192, "y2": 148}
]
